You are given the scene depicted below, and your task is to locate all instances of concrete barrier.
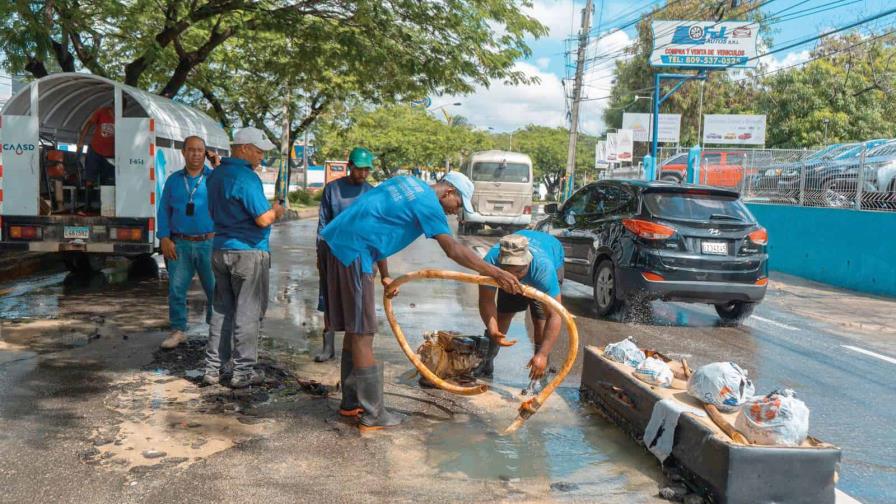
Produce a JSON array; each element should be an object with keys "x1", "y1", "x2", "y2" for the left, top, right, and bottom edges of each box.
[{"x1": 747, "y1": 203, "x2": 896, "y2": 297}]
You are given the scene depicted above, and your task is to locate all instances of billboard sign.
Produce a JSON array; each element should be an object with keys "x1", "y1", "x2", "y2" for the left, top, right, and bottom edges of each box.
[
  {"x1": 651, "y1": 21, "x2": 759, "y2": 69},
  {"x1": 703, "y1": 114, "x2": 766, "y2": 145},
  {"x1": 606, "y1": 133, "x2": 618, "y2": 162},
  {"x1": 595, "y1": 141, "x2": 608, "y2": 167},
  {"x1": 622, "y1": 113, "x2": 681, "y2": 143},
  {"x1": 616, "y1": 129, "x2": 634, "y2": 162}
]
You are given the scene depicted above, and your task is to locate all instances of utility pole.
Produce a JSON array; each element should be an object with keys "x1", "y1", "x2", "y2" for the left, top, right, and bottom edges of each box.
[{"x1": 563, "y1": 0, "x2": 593, "y2": 200}]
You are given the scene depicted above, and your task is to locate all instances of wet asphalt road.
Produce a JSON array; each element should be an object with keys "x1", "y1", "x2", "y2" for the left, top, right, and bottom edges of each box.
[{"x1": 0, "y1": 217, "x2": 894, "y2": 503}]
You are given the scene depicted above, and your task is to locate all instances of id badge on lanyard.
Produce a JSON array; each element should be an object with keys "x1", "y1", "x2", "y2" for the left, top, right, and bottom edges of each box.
[{"x1": 184, "y1": 172, "x2": 204, "y2": 217}]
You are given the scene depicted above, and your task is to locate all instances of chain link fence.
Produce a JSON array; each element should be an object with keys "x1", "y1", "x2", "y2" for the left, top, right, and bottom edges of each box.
[{"x1": 652, "y1": 145, "x2": 896, "y2": 212}]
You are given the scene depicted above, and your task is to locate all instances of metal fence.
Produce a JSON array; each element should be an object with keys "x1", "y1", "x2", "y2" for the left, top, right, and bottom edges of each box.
[{"x1": 652, "y1": 146, "x2": 896, "y2": 212}]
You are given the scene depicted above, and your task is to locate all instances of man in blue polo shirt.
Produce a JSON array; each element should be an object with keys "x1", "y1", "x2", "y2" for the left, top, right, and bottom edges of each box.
[
  {"x1": 475, "y1": 230, "x2": 565, "y2": 380},
  {"x1": 319, "y1": 172, "x2": 521, "y2": 431},
  {"x1": 157, "y1": 136, "x2": 218, "y2": 349},
  {"x1": 203, "y1": 127, "x2": 284, "y2": 388},
  {"x1": 313, "y1": 147, "x2": 375, "y2": 362}
]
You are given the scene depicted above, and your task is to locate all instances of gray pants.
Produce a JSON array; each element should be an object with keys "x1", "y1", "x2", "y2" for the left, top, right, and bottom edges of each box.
[{"x1": 206, "y1": 250, "x2": 270, "y2": 377}]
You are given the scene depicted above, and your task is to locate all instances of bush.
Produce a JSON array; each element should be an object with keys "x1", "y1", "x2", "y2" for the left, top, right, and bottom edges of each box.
[{"x1": 288, "y1": 189, "x2": 312, "y2": 206}]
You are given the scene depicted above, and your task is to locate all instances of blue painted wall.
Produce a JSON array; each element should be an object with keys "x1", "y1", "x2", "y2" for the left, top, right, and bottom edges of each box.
[{"x1": 747, "y1": 204, "x2": 896, "y2": 297}]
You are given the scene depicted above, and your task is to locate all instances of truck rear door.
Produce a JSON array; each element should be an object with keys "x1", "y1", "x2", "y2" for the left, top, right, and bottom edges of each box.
[
  {"x1": 114, "y1": 117, "x2": 155, "y2": 243},
  {"x1": 0, "y1": 114, "x2": 40, "y2": 219}
]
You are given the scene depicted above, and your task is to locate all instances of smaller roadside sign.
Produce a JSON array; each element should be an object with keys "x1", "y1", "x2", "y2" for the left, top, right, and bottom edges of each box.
[
  {"x1": 703, "y1": 114, "x2": 766, "y2": 145},
  {"x1": 595, "y1": 141, "x2": 608, "y2": 168},
  {"x1": 616, "y1": 129, "x2": 634, "y2": 162},
  {"x1": 606, "y1": 133, "x2": 618, "y2": 162},
  {"x1": 622, "y1": 113, "x2": 681, "y2": 143}
]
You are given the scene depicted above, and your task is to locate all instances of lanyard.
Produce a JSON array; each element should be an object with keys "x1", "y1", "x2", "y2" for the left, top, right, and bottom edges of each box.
[{"x1": 182, "y1": 171, "x2": 205, "y2": 203}]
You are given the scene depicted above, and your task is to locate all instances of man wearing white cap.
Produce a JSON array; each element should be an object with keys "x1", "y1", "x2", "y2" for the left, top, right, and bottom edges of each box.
[
  {"x1": 203, "y1": 127, "x2": 285, "y2": 388},
  {"x1": 319, "y1": 171, "x2": 522, "y2": 431}
]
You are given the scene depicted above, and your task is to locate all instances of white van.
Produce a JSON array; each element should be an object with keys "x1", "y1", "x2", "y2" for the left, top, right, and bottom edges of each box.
[
  {"x1": 457, "y1": 150, "x2": 533, "y2": 234},
  {"x1": 0, "y1": 73, "x2": 229, "y2": 271}
]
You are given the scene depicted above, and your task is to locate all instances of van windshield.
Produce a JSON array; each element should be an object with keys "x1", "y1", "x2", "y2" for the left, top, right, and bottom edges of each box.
[
  {"x1": 471, "y1": 162, "x2": 530, "y2": 183},
  {"x1": 644, "y1": 192, "x2": 754, "y2": 222}
]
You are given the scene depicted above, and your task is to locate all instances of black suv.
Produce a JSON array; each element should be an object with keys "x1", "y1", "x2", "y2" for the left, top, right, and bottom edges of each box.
[{"x1": 536, "y1": 180, "x2": 768, "y2": 325}]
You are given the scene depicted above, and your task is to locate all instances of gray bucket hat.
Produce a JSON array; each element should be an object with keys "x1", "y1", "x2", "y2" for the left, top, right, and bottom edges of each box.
[{"x1": 498, "y1": 234, "x2": 533, "y2": 266}]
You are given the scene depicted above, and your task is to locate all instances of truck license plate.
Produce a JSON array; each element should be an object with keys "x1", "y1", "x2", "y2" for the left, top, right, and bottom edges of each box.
[
  {"x1": 701, "y1": 241, "x2": 727, "y2": 255},
  {"x1": 64, "y1": 226, "x2": 90, "y2": 239}
]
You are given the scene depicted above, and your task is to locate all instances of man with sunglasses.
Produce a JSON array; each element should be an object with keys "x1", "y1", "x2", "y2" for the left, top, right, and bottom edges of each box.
[
  {"x1": 157, "y1": 136, "x2": 220, "y2": 349},
  {"x1": 319, "y1": 172, "x2": 522, "y2": 431},
  {"x1": 203, "y1": 127, "x2": 284, "y2": 388}
]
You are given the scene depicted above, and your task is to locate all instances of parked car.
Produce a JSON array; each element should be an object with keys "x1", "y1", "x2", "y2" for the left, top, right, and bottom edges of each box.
[
  {"x1": 753, "y1": 140, "x2": 891, "y2": 204},
  {"x1": 659, "y1": 150, "x2": 748, "y2": 188},
  {"x1": 823, "y1": 140, "x2": 896, "y2": 208},
  {"x1": 535, "y1": 180, "x2": 768, "y2": 325}
]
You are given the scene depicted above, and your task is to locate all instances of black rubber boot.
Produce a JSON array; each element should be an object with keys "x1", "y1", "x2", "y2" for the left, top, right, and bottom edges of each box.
[
  {"x1": 355, "y1": 363, "x2": 403, "y2": 431},
  {"x1": 472, "y1": 330, "x2": 500, "y2": 378},
  {"x1": 313, "y1": 330, "x2": 336, "y2": 362},
  {"x1": 338, "y1": 350, "x2": 363, "y2": 417}
]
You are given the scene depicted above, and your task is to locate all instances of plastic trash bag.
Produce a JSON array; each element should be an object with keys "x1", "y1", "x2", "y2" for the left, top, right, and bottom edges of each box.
[
  {"x1": 687, "y1": 362, "x2": 755, "y2": 412},
  {"x1": 634, "y1": 357, "x2": 674, "y2": 388},
  {"x1": 604, "y1": 337, "x2": 646, "y2": 367},
  {"x1": 735, "y1": 389, "x2": 810, "y2": 446}
]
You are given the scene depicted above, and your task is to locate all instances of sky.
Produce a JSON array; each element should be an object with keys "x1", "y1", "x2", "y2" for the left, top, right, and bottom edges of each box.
[{"x1": 446, "y1": 0, "x2": 895, "y2": 134}]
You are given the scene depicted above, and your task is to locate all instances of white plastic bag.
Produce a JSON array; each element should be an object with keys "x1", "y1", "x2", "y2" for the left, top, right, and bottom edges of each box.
[
  {"x1": 634, "y1": 357, "x2": 674, "y2": 388},
  {"x1": 604, "y1": 337, "x2": 646, "y2": 368},
  {"x1": 687, "y1": 362, "x2": 755, "y2": 412},
  {"x1": 735, "y1": 389, "x2": 810, "y2": 446}
]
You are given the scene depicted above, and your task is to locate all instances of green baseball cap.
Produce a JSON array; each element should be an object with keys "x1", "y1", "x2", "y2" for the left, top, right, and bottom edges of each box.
[{"x1": 348, "y1": 147, "x2": 374, "y2": 169}]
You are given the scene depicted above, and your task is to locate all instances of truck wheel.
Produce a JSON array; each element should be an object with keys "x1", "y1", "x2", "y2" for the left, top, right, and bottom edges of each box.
[
  {"x1": 593, "y1": 259, "x2": 621, "y2": 317},
  {"x1": 62, "y1": 252, "x2": 106, "y2": 273},
  {"x1": 714, "y1": 301, "x2": 756, "y2": 326},
  {"x1": 129, "y1": 254, "x2": 159, "y2": 278}
]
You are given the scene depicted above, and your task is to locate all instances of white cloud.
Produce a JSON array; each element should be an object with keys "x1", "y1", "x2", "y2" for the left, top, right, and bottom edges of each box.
[
  {"x1": 535, "y1": 57, "x2": 551, "y2": 70},
  {"x1": 762, "y1": 50, "x2": 812, "y2": 73},
  {"x1": 528, "y1": 0, "x2": 580, "y2": 40}
]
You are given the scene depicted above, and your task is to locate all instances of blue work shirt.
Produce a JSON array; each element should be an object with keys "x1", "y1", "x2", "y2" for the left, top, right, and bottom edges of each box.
[
  {"x1": 317, "y1": 176, "x2": 373, "y2": 237},
  {"x1": 206, "y1": 157, "x2": 272, "y2": 251},
  {"x1": 320, "y1": 176, "x2": 451, "y2": 274},
  {"x1": 484, "y1": 230, "x2": 564, "y2": 297},
  {"x1": 157, "y1": 166, "x2": 214, "y2": 239}
]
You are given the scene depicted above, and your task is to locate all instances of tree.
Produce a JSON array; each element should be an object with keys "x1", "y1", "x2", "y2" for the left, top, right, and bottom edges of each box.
[
  {"x1": 758, "y1": 33, "x2": 896, "y2": 147},
  {"x1": 511, "y1": 125, "x2": 597, "y2": 198},
  {"x1": 0, "y1": 0, "x2": 546, "y2": 139},
  {"x1": 314, "y1": 105, "x2": 491, "y2": 177}
]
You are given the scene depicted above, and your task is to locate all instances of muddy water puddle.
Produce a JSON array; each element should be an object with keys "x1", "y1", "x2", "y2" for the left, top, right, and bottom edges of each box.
[{"x1": 423, "y1": 387, "x2": 662, "y2": 491}]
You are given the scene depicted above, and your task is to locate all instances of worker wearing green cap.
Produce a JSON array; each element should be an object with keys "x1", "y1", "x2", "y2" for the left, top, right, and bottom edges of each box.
[{"x1": 313, "y1": 147, "x2": 378, "y2": 362}]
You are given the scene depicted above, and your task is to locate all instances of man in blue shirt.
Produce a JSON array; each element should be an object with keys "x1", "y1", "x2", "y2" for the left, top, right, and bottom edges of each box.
[
  {"x1": 157, "y1": 136, "x2": 219, "y2": 349},
  {"x1": 313, "y1": 147, "x2": 375, "y2": 362},
  {"x1": 476, "y1": 230, "x2": 565, "y2": 380},
  {"x1": 203, "y1": 127, "x2": 285, "y2": 388},
  {"x1": 319, "y1": 172, "x2": 521, "y2": 431}
]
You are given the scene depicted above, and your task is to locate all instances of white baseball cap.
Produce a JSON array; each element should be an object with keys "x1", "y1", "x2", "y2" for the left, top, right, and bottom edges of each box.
[
  {"x1": 233, "y1": 127, "x2": 276, "y2": 151},
  {"x1": 441, "y1": 171, "x2": 475, "y2": 214}
]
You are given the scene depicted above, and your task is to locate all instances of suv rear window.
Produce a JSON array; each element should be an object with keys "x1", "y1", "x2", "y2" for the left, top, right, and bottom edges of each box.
[
  {"x1": 644, "y1": 192, "x2": 754, "y2": 222},
  {"x1": 471, "y1": 162, "x2": 530, "y2": 182}
]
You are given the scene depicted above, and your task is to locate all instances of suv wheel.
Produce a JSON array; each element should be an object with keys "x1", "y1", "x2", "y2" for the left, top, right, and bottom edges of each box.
[
  {"x1": 714, "y1": 301, "x2": 756, "y2": 326},
  {"x1": 660, "y1": 174, "x2": 682, "y2": 184},
  {"x1": 593, "y1": 259, "x2": 621, "y2": 316}
]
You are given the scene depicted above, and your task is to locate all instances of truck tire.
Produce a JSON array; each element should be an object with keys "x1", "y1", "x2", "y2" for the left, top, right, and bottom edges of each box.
[
  {"x1": 129, "y1": 253, "x2": 159, "y2": 278},
  {"x1": 62, "y1": 252, "x2": 106, "y2": 273},
  {"x1": 714, "y1": 301, "x2": 756, "y2": 326},
  {"x1": 593, "y1": 259, "x2": 621, "y2": 317}
]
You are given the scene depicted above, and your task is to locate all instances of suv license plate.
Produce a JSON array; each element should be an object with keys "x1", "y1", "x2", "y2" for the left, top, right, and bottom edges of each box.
[
  {"x1": 64, "y1": 226, "x2": 90, "y2": 239},
  {"x1": 701, "y1": 241, "x2": 728, "y2": 255}
]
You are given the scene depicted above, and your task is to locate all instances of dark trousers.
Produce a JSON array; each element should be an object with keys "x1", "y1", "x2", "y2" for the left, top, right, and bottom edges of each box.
[{"x1": 205, "y1": 250, "x2": 270, "y2": 377}]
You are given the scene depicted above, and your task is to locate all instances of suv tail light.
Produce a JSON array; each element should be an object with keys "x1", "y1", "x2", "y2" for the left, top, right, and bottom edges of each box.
[
  {"x1": 523, "y1": 205, "x2": 531, "y2": 215},
  {"x1": 748, "y1": 227, "x2": 768, "y2": 246},
  {"x1": 623, "y1": 219, "x2": 676, "y2": 240}
]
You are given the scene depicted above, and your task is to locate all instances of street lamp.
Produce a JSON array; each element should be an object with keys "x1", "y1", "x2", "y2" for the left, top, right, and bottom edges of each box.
[{"x1": 427, "y1": 102, "x2": 462, "y2": 171}]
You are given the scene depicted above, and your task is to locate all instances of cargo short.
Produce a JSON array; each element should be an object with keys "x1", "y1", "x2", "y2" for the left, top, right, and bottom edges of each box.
[{"x1": 319, "y1": 242, "x2": 377, "y2": 335}]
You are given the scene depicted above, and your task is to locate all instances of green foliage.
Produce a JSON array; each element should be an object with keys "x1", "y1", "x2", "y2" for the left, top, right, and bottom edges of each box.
[
  {"x1": 511, "y1": 125, "x2": 597, "y2": 196},
  {"x1": 0, "y1": 0, "x2": 546, "y2": 145},
  {"x1": 288, "y1": 189, "x2": 315, "y2": 207}
]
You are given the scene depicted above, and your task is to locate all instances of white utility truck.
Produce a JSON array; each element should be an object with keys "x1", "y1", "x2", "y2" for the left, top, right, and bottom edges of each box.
[{"x1": 0, "y1": 73, "x2": 229, "y2": 272}]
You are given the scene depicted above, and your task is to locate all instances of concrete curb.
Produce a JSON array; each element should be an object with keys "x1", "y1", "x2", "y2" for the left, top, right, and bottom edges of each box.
[{"x1": 283, "y1": 206, "x2": 318, "y2": 221}]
